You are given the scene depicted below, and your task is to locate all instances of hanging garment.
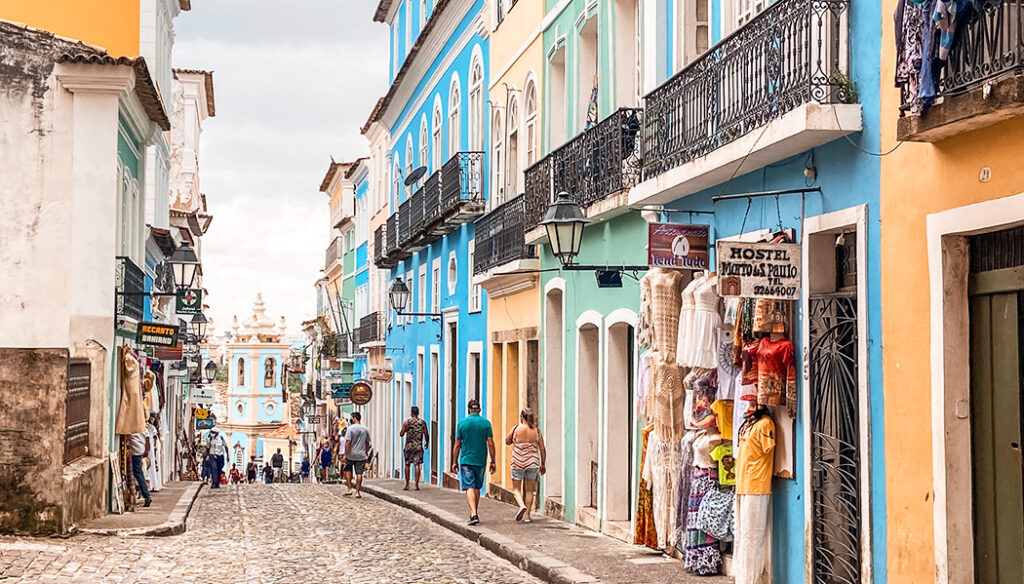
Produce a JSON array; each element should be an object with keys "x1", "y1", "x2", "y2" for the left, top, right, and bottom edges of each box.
[
  {"x1": 693, "y1": 429, "x2": 722, "y2": 469},
  {"x1": 711, "y1": 399, "x2": 734, "y2": 439},
  {"x1": 642, "y1": 433, "x2": 683, "y2": 550},
  {"x1": 649, "y1": 268, "x2": 685, "y2": 360},
  {"x1": 710, "y1": 442, "x2": 736, "y2": 486},
  {"x1": 673, "y1": 431, "x2": 698, "y2": 553},
  {"x1": 651, "y1": 355, "x2": 686, "y2": 441},
  {"x1": 717, "y1": 327, "x2": 740, "y2": 401},
  {"x1": 737, "y1": 415, "x2": 776, "y2": 495},
  {"x1": 676, "y1": 274, "x2": 705, "y2": 367},
  {"x1": 115, "y1": 347, "x2": 146, "y2": 435},
  {"x1": 690, "y1": 369, "x2": 719, "y2": 429},
  {"x1": 635, "y1": 425, "x2": 659, "y2": 549},
  {"x1": 739, "y1": 340, "x2": 760, "y2": 402},
  {"x1": 697, "y1": 485, "x2": 735, "y2": 541},
  {"x1": 683, "y1": 368, "x2": 700, "y2": 431},
  {"x1": 686, "y1": 275, "x2": 720, "y2": 368},
  {"x1": 770, "y1": 405, "x2": 795, "y2": 479},
  {"x1": 733, "y1": 398, "x2": 753, "y2": 446},
  {"x1": 735, "y1": 494, "x2": 772, "y2": 584},
  {"x1": 146, "y1": 424, "x2": 163, "y2": 492},
  {"x1": 755, "y1": 336, "x2": 797, "y2": 415},
  {"x1": 637, "y1": 349, "x2": 653, "y2": 419},
  {"x1": 895, "y1": 0, "x2": 927, "y2": 113},
  {"x1": 684, "y1": 468, "x2": 723, "y2": 575},
  {"x1": 638, "y1": 274, "x2": 655, "y2": 349}
]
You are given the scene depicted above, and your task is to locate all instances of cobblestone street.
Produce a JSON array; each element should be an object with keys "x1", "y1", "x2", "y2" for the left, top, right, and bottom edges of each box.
[{"x1": 0, "y1": 484, "x2": 543, "y2": 584}]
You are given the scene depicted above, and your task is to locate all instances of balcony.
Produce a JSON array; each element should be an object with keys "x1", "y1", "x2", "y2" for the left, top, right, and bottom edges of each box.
[
  {"x1": 356, "y1": 312, "x2": 384, "y2": 347},
  {"x1": 379, "y1": 151, "x2": 485, "y2": 265},
  {"x1": 374, "y1": 225, "x2": 395, "y2": 268},
  {"x1": 523, "y1": 109, "x2": 643, "y2": 240},
  {"x1": 898, "y1": 0, "x2": 1024, "y2": 142},
  {"x1": 630, "y1": 0, "x2": 860, "y2": 207},
  {"x1": 324, "y1": 237, "x2": 342, "y2": 272},
  {"x1": 115, "y1": 256, "x2": 145, "y2": 322},
  {"x1": 473, "y1": 193, "x2": 539, "y2": 296},
  {"x1": 320, "y1": 333, "x2": 350, "y2": 360}
]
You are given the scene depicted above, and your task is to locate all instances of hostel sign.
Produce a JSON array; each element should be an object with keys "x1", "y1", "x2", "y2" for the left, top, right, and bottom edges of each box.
[
  {"x1": 137, "y1": 322, "x2": 180, "y2": 347},
  {"x1": 716, "y1": 241, "x2": 801, "y2": 300}
]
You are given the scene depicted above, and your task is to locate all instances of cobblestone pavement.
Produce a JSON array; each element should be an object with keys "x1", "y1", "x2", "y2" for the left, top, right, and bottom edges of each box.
[{"x1": 0, "y1": 484, "x2": 544, "y2": 584}]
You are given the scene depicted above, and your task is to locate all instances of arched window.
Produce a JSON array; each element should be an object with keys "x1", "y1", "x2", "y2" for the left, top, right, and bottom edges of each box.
[
  {"x1": 448, "y1": 78, "x2": 461, "y2": 158},
  {"x1": 506, "y1": 95, "x2": 520, "y2": 197},
  {"x1": 491, "y1": 111, "x2": 504, "y2": 207},
  {"x1": 405, "y1": 137, "x2": 414, "y2": 197},
  {"x1": 392, "y1": 159, "x2": 401, "y2": 212},
  {"x1": 469, "y1": 56, "x2": 484, "y2": 151},
  {"x1": 264, "y1": 357, "x2": 275, "y2": 387},
  {"x1": 419, "y1": 117, "x2": 429, "y2": 174},
  {"x1": 237, "y1": 358, "x2": 245, "y2": 386},
  {"x1": 524, "y1": 79, "x2": 538, "y2": 166},
  {"x1": 432, "y1": 100, "x2": 443, "y2": 172}
]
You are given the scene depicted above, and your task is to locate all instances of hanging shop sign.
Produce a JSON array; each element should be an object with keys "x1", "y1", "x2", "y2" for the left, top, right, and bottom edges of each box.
[
  {"x1": 349, "y1": 380, "x2": 373, "y2": 406},
  {"x1": 369, "y1": 366, "x2": 393, "y2": 382},
  {"x1": 193, "y1": 407, "x2": 210, "y2": 420},
  {"x1": 307, "y1": 415, "x2": 323, "y2": 424},
  {"x1": 195, "y1": 418, "x2": 215, "y2": 430},
  {"x1": 331, "y1": 382, "x2": 353, "y2": 400},
  {"x1": 716, "y1": 240, "x2": 801, "y2": 300},
  {"x1": 137, "y1": 322, "x2": 180, "y2": 347},
  {"x1": 182, "y1": 341, "x2": 200, "y2": 359},
  {"x1": 648, "y1": 223, "x2": 710, "y2": 269},
  {"x1": 189, "y1": 385, "x2": 215, "y2": 404},
  {"x1": 155, "y1": 343, "x2": 183, "y2": 361},
  {"x1": 334, "y1": 397, "x2": 351, "y2": 406},
  {"x1": 324, "y1": 368, "x2": 346, "y2": 379},
  {"x1": 175, "y1": 288, "x2": 202, "y2": 315}
]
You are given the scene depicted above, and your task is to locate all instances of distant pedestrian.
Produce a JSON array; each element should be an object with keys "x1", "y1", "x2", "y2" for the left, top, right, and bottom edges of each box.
[
  {"x1": 229, "y1": 464, "x2": 242, "y2": 484},
  {"x1": 129, "y1": 431, "x2": 152, "y2": 507},
  {"x1": 262, "y1": 461, "x2": 274, "y2": 484},
  {"x1": 246, "y1": 456, "x2": 258, "y2": 484},
  {"x1": 342, "y1": 412, "x2": 371, "y2": 499},
  {"x1": 505, "y1": 408, "x2": 546, "y2": 523},
  {"x1": 271, "y1": 448, "x2": 285, "y2": 483},
  {"x1": 319, "y1": 440, "x2": 333, "y2": 482},
  {"x1": 399, "y1": 406, "x2": 429, "y2": 491},
  {"x1": 205, "y1": 427, "x2": 229, "y2": 489},
  {"x1": 300, "y1": 456, "x2": 310, "y2": 482},
  {"x1": 452, "y1": 399, "x2": 495, "y2": 526}
]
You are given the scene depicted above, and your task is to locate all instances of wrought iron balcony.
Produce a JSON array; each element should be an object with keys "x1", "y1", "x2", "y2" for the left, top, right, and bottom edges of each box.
[
  {"x1": 523, "y1": 109, "x2": 643, "y2": 232},
  {"x1": 473, "y1": 194, "x2": 537, "y2": 275},
  {"x1": 324, "y1": 236, "x2": 342, "y2": 271},
  {"x1": 440, "y1": 151, "x2": 485, "y2": 221},
  {"x1": 373, "y1": 225, "x2": 389, "y2": 268},
  {"x1": 642, "y1": 0, "x2": 852, "y2": 178},
  {"x1": 357, "y1": 312, "x2": 383, "y2": 345},
  {"x1": 115, "y1": 256, "x2": 145, "y2": 321},
  {"x1": 320, "y1": 333, "x2": 350, "y2": 359}
]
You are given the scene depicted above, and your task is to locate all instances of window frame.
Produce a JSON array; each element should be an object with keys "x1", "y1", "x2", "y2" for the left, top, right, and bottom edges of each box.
[{"x1": 448, "y1": 77, "x2": 462, "y2": 158}]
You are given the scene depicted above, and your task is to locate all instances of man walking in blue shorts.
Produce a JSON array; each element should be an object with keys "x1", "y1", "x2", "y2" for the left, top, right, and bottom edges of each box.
[{"x1": 451, "y1": 399, "x2": 496, "y2": 526}]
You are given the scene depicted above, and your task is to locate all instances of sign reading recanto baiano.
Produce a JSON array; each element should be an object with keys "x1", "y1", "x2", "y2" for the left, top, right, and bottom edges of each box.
[
  {"x1": 716, "y1": 241, "x2": 801, "y2": 300},
  {"x1": 137, "y1": 322, "x2": 180, "y2": 347}
]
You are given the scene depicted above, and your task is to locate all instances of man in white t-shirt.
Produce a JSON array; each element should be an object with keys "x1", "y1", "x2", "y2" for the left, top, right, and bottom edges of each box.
[
  {"x1": 205, "y1": 427, "x2": 229, "y2": 489},
  {"x1": 129, "y1": 431, "x2": 152, "y2": 507}
]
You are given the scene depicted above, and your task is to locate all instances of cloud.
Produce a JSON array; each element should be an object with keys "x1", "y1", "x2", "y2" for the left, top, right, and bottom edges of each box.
[{"x1": 174, "y1": 0, "x2": 388, "y2": 336}]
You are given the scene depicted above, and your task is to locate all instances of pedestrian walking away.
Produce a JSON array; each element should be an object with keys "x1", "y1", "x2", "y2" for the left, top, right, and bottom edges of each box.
[
  {"x1": 399, "y1": 406, "x2": 429, "y2": 491},
  {"x1": 319, "y1": 440, "x2": 332, "y2": 482},
  {"x1": 452, "y1": 399, "x2": 496, "y2": 526},
  {"x1": 342, "y1": 412, "x2": 371, "y2": 498},
  {"x1": 206, "y1": 427, "x2": 229, "y2": 489},
  {"x1": 505, "y1": 408, "x2": 546, "y2": 523},
  {"x1": 262, "y1": 461, "x2": 274, "y2": 484},
  {"x1": 128, "y1": 430, "x2": 152, "y2": 507},
  {"x1": 271, "y1": 448, "x2": 285, "y2": 483},
  {"x1": 229, "y1": 463, "x2": 242, "y2": 484},
  {"x1": 246, "y1": 455, "x2": 258, "y2": 484}
]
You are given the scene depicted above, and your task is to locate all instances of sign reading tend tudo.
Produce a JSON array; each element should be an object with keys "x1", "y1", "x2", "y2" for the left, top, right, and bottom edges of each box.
[
  {"x1": 716, "y1": 240, "x2": 801, "y2": 300},
  {"x1": 648, "y1": 223, "x2": 710, "y2": 269}
]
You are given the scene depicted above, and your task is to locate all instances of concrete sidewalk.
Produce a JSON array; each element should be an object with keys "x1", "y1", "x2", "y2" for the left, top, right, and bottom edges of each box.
[
  {"x1": 362, "y1": 479, "x2": 731, "y2": 584},
  {"x1": 79, "y1": 481, "x2": 203, "y2": 536}
]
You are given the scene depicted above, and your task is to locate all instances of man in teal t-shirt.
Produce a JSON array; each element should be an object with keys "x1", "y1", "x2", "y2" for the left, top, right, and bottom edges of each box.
[{"x1": 451, "y1": 399, "x2": 495, "y2": 526}]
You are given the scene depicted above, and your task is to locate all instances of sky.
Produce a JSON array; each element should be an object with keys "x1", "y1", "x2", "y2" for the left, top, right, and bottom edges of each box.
[{"x1": 174, "y1": 0, "x2": 388, "y2": 340}]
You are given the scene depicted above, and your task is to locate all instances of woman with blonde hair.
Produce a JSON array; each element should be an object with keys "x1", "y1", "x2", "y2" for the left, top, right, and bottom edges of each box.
[{"x1": 505, "y1": 408, "x2": 546, "y2": 522}]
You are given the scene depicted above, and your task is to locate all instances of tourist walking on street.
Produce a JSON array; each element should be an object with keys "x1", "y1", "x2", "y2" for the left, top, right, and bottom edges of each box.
[
  {"x1": 246, "y1": 455, "x2": 258, "y2": 484},
  {"x1": 342, "y1": 412, "x2": 371, "y2": 498},
  {"x1": 229, "y1": 464, "x2": 242, "y2": 484},
  {"x1": 262, "y1": 460, "x2": 274, "y2": 484},
  {"x1": 399, "y1": 406, "x2": 429, "y2": 491},
  {"x1": 206, "y1": 427, "x2": 229, "y2": 489},
  {"x1": 452, "y1": 399, "x2": 495, "y2": 525},
  {"x1": 129, "y1": 430, "x2": 152, "y2": 507},
  {"x1": 271, "y1": 448, "x2": 285, "y2": 483},
  {"x1": 505, "y1": 408, "x2": 546, "y2": 523},
  {"x1": 319, "y1": 440, "x2": 332, "y2": 482},
  {"x1": 300, "y1": 455, "x2": 310, "y2": 482}
]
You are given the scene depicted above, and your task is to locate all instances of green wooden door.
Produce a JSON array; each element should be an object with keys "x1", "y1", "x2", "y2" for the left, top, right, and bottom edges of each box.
[{"x1": 969, "y1": 270, "x2": 1024, "y2": 583}]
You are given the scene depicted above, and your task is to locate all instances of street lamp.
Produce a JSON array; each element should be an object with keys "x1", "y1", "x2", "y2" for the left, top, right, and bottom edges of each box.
[
  {"x1": 540, "y1": 192, "x2": 589, "y2": 267},
  {"x1": 170, "y1": 243, "x2": 200, "y2": 290},
  {"x1": 388, "y1": 278, "x2": 412, "y2": 313},
  {"x1": 189, "y1": 311, "x2": 208, "y2": 340},
  {"x1": 204, "y1": 360, "x2": 218, "y2": 383}
]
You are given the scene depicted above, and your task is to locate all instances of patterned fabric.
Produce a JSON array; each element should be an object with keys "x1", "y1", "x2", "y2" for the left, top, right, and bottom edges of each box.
[
  {"x1": 690, "y1": 369, "x2": 719, "y2": 428},
  {"x1": 685, "y1": 469, "x2": 723, "y2": 575},
  {"x1": 510, "y1": 427, "x2": 542, "y2": 470},
  {"x1": 673, "y1": 432, "x2": 697, "y2": 554},
  {"x1": 642, "y1": 433, "x2": 682, "y2": 550},
  {"x1": 403, "y1": 418, "x2": 427, "y2": 457},
  {"x1": 697, "y1": 485, "x2": 735, "y2": 541},
  {"x1": 755, "y1": 337, "x2": 797, "y2": 416},
  {"x1": 634, "y1": 425, "x2": 659, "y2": 549}
]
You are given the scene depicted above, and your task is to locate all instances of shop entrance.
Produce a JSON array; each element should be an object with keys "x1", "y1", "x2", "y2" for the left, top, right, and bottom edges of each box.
[
  {"x1": 604, "y1": 322, "x2": 634, "y2": 523},
  {"x1": 809, "y1": 230, "x2": 861, "y2": 584},
  {"x1": 967, "y1": 226, "x2": 1024, "y2": 583},
  {"x1": 430, "y1": 350, "x2": 439, "y2": 484},
  {"x1": 447, "y1": 323, "x2": 458, "y2": 466}
]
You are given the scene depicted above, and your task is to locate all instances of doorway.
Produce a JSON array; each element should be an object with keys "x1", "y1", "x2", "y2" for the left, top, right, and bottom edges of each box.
[
  {"x1": 604, "y1": 323, "x2": 634, "y2": 522},
  {"x1": 968, "y1": 226, "x2": 1024, "y2": 583},
  {"x1": 577, "y1": 323, "x2": 600, "y2": 512},
  {"x1": 447, "y1": 322, "x2": 459, "y2": 466},
  {"x1": 430, "y1": 349, "x2": 439, "y2": 484},
  {"x1": 545, "y1": 288, "x2": 564, "y2": 502}
]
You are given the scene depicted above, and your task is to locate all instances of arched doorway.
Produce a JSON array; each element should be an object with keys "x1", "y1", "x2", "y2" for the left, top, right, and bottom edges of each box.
[
  {"x1": 544, "y1": 287, "x2": 564, "y2": 505},
  {"x1": 604, "y1": 321, "x2": 635, "y2": 526},
  {"x1": 576, "y1": 322, "x2": 600, "y2": 522}
]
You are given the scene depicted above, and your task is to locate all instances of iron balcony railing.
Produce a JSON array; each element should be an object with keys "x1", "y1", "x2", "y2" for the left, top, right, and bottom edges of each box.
[
  {"x1": 357, "y1": 312, "x2": 383, "y2": 345},
  {"x1": 398, "y1": 196, "x2": 413, "y2": 244},
  {"x1": 320, "y1": 333, "x2": 350, "y2": 359},
  {"x1": 386, "y1": 214, "x2": 399, "y2": 254},
  {"x1": 643, "y1": 0, "x2": 851, "y2": 178},
  {"x1": 473, "y1": 193, "x2": 537, "y2": 275},
  {"x1": 422, "y1": 171, "x2": 442, "y2": 227},
  {"x1": 324, "y1": 236, "x2": 342, "y2": 271},
  {"x1": 901, "y1": 0, "x2": 1024, "y2": 109},
  {"x1": 115, "y1": 256, "x2": 145, "y2": 321},
  {"x1": 523, "y1": 109, "x2": 643, "y2": 232},
  {"x1": 440, "y1": 151, "x2": 485, "y2": 212},
  {"x1": 373, "y1": 224, "x2": 386, "y2": 266}
]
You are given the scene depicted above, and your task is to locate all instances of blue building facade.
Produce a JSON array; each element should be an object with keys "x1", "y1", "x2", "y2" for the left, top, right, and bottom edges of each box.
[{"x1": 352, "y1": 162, "x2": 371, "y2": 382}]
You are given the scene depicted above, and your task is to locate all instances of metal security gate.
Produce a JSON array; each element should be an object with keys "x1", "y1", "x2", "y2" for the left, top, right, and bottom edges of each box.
[
  {"x1": 64, "y1": 358, "x2": 91, "y2": 464},
  {"x1": 809, "y1": 291, "x2": 861, "y2": 584}
]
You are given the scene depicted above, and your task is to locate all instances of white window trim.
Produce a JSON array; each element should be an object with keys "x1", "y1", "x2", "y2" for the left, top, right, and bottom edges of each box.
[
  {"x1": 448, "y1": 74, "x2": 462, "y2": 158},
  {"x1": 468, "y1": 241, "x2": 481, "y2": 312},
  {"x1": 432, "y1": 96, "x2": 444, "y2": 173},
  {"x1": 418, "y1": 264, "x2": 427, "y2": 322},
  {"x1": 432, "y1": 258, "x2": 441, "y2": 312},
  {"x1": 405, "y1": 269, "x2": 414, "y2": 325},
  {"x1": 447, "y1": 251, "x2": 457, "y2": 296}
]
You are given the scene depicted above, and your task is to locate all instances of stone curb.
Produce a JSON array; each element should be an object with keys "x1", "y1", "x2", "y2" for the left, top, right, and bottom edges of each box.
[
  {"x1": 361, "y1": 484, "x2": 602, "y2": 584},
  {"x1": 78, "y1": 482, "x2": 204, "y2": 537}
]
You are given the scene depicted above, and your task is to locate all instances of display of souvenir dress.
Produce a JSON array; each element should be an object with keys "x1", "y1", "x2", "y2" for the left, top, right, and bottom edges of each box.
[
  {"x1": 634, "y1": 424, "x2": 659, "y2": 549},
  {"x1": 716, "y1": 327, "x2": 740, "y2": 400},
  {"x1": 115, "y1": 347, "x2": 146, "y2": 435},
  {"x1": 642, "y1": 431, "x2": 683, "y2": 550},
  {"x1": 638, "y1": 274, "x2": 655, "y2": 349},
  {"x1": 738, "y1": 340, "x2": 760, "y2": 402},
  {"x1": 649, "y1": 269, "x2": 684, "y2": 360},
  {"x1": 755, "y1": 336, "x2": 797, "y2": 415},
  {"x1": 651, "y1": 354, "x2": 686, "y2": 441},
  {"x1": 673, "y1": 431, "x2": 698, "y2": 553},
  {"x1": 676, "y1": 274, "x2": 705, "y2": 367},
  {"x1": 686, "y1": 275, "x2": 720, "y2": 368},
  {"x1": 690, "y1": 369, "x2": 719, "y2": 429}
]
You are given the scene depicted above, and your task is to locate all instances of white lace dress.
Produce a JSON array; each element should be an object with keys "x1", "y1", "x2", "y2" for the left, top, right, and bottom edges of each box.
[
  {"x1": 686, "y1": 275, "x2": 720, "y2": 369},
  {"x1": 676, "y1": 275, "x2": 705, "y2": 367}
]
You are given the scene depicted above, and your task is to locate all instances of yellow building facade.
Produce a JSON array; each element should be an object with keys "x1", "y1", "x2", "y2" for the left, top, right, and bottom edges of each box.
[
  {"x1": 476, "y1": 0, "x2": 545, "y2": 492},
  {"x1": 0, "y1": 0, "x2": 144, "y2": 57},
  {"x1": 881, "y1": 1, "x2": 1024, "y2": 581}
]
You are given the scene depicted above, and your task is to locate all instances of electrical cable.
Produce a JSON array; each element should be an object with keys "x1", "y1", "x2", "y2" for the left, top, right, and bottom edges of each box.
[{"x1": 833, "y1": 105, "x2": 904, "y2": 157}]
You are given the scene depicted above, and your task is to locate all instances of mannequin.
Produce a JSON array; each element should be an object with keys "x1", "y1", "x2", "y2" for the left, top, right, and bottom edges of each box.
[{"x1": 735, "y1": 404, "x2": 775, "y2": 584}]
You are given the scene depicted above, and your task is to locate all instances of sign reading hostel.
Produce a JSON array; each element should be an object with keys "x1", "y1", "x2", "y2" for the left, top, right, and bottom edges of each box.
[
  {"x1": 716, "y1": 241, "x2": 801, "y2": 300},
  {"x1": 137, "y1": 322, "x2": 180, "y2": 347},
  {"x1": 648, "y1": 223, "x2": 710, "y2": 269}
]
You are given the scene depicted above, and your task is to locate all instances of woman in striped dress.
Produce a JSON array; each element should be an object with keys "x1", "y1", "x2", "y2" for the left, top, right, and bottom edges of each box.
[{"x1": 505, "y1": 408, "x2": 546, "y2": 522}]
